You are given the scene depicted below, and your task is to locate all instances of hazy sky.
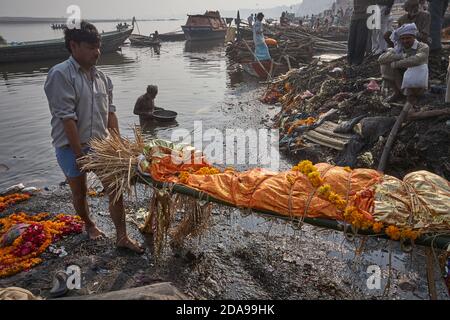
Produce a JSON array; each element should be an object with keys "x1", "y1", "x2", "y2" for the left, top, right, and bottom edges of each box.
[{"x1": 0, "y1": 0, "x2": 301, "y2": 18}]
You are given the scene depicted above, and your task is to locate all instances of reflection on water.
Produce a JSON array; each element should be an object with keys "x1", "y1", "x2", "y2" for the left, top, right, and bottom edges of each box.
[
  {"x1": 227, "y1": 65, "x2": 245, "y2": 88},
  {"x1": 139, "y1": 119, "x2": 179, "y2": 138},
  {"x1": 0, "y1": 52, "x2": 136, "y2": 83},
  {"x1": 184, "y1": 39, "x2": 224, "y2": 53},
  {"x1": 0, "y1": 23, "x2": 237, "y2": 189}
]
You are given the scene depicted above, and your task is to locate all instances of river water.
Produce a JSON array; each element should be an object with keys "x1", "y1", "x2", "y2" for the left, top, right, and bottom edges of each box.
[{"x1": 0, "y1": 20, "x2": 265, "y2": 189}]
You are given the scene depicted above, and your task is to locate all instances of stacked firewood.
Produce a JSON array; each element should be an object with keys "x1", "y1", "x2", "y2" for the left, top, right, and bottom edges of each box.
[
  {"x1": 226, "y1": 38, "x2": 314, "y2": 68},
  {"x1": 227, "y1": 24, "x2": 348, "y2": 69}
]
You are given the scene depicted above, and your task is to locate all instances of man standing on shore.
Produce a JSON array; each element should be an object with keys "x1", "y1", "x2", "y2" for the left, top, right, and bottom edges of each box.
[
  {"x1": 398, "y1": 0, "x2": 431, "y2": 44},
  {"x1": 427, "y1": 0, "x2": 449, "y2": 53},
  {"x1": 44, "y1": 21, "x2": 144, "y2": 253},
  {"x1": 348, "y1": 0, "x2": 394, "y2": 65},
  {"x1": 371, "y1": 5, "x2": 393, "y2": 54}
]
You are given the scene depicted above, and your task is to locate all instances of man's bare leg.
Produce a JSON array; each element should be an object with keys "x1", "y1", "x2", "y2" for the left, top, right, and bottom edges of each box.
[
  {"x1": 108, "y1": 193, "x2": 144, "y2": 254},
  {"x1": 385, "y1": 79, "x2": 404, "y2": 102},
  {"x1": 67, "y1": 174, "x2": 105, "y2": 239}
]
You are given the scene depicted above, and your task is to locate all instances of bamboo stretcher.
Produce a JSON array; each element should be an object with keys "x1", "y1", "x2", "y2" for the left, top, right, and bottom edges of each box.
[{"x1": 137, "y1": 173, "x2": 450, "y2": 251}]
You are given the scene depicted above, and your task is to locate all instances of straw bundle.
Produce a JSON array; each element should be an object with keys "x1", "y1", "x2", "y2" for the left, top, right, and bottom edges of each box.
[
  {"x1": 140, "y1": 188, "x2": 213, "y2": 257},
  {"x1": 79, "y1": 128, "x2": 213, "y2": 256},
  {"x1": 170, "y1": 196, "x2": 212, "y2": 248},
  {"x1": 78, "y1": 128, "x2": 145, "y2": 203}
]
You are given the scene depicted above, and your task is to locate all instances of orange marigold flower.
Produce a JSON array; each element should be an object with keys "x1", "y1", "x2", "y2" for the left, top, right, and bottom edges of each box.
[
  {"x1": 318, "y1": 184, "x2": 331, "y2": 196},
  {"x1": 308, "y1": 171, "x2": 323, "y2": 188},
  {"x1": 385, "y1": 225, "x2": 401, "y2": 240},
  {"x1": 194, "y1": 167, "x2": 220, "y2": 175},
  {"x1": 286, "y1": 174, "x2": 296, "y2": 185},
  {"x1": 400, "y1": 228, "x2": 420, "y2": 241},
  {"x1": 178, "y1": 171, "x2": 190, "y2": 184},
  {"x1": 372, "y1": 222, "x2": 384, "y2": 233}
]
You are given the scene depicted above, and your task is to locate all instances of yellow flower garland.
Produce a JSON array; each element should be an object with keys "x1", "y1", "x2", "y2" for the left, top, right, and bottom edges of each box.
[
  {"x1": 195, "y1": 167, "x2": 220, "y2": 175},
  {"x1": 291, "y1": 161, "x2": 421, "y2": 241},
  {"x1": 178, "y1": 166, "x2": 221, "y2": 184}
]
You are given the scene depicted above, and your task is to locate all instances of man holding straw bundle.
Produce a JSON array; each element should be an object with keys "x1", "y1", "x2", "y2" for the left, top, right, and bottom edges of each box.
[{"x1": 44, "y1": 21, "x2": 144, "y2": 254}]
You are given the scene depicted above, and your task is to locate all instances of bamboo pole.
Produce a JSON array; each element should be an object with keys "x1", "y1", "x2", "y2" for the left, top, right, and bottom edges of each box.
[{"x1": 137, "y1": 173, "x2": 450, "y2": 250}]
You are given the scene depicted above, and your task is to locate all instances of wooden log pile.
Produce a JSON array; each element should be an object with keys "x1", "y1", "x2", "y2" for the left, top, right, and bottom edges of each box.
[
  {"x1": 226, "y1": 38, "x2": 314, "y2": 68},
  {"x1": 226, "y1": 24, "x2": 349, "y2": 71},
  {"x1": 263, "y1": 25, "x2": 348, "y2": 53}
]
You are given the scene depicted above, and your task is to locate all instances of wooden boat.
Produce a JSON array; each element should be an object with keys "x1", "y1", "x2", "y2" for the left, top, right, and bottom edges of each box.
[
  {"x1": 0, "y1": 27, "x2": 133, "y2": 63},
  {"x1": 181, "y1": 11, "x2": 228, "y2": 41},
  {"x1": 129, "y1": 34, "x2": 161, "y2": 47},
  {"x1": 241, "y1": 60, "x2": 280, "y2": 79},
  {"x1": 158, "y1": 31, "x2": 186, "y2": 42}
]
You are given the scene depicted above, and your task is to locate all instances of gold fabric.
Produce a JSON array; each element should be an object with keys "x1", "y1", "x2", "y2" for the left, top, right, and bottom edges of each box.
[{"x1": 373, "y1": 171, "x2": 450, "y2": 230}]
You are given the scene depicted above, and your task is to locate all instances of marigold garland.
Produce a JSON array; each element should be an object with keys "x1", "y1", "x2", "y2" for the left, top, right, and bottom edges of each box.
[
  {"x1": 287, "y1": 117, "x2": 316, "y2": 135},
  {"x1": 291, "y1": 160, "x2": 422, "y2": 241},
  {"x1": 179, "y1": 171, "x2": 190, "y2": 184},
  {"x1": 178, "y1": 166, "x2": 221, "y2": 184},
  {"x1": 385, "y1": 225, "x2": 401, "y2": 241},
  {"x1": 0, "y1": 193, "x2": 31, "y2": 212},
  {"x1": 0, "y1": 212, "x2": 83, "y2": 278},
  {"x1": 372, "y1": 222, "x2": 384, "y2": 233},
  {"x1": 343, "y1": 206, "x2": 373, "y2": 230},
  {"x1": 293, "y1": 161, "x2": 348, "y2": 211},
  {"x1": 194, "y1": 167, "x2": 220, "y2": 175},
  {"x1": 292, "y1": 160, "x2": 315, "y2": 174},
  {"x1": 400, "y1": 228, "x2": 420, "y2": 241}
]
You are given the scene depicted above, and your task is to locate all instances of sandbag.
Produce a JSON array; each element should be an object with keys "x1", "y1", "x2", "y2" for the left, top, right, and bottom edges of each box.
[{"x1": 401, "y1": 64, "x2": 428, "y2": 89}]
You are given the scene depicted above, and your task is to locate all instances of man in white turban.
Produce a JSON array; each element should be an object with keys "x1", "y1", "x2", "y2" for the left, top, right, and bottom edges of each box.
[{"x1": 378, "y1": 23, "x2": 429, "y2": 103}]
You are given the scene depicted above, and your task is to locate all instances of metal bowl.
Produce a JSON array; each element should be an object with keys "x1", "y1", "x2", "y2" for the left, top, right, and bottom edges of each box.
[{"x1": 152, "y1": 109, "x2": 178, "y2": 122}]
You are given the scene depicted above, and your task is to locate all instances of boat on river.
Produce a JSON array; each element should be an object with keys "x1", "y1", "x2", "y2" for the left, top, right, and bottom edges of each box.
[
  {"x1": 240, "y1": 60, "x2": 285, "y2": 79},
  {"x1": 158, "y1": 31, "x2": 186, "y2": 42},
  {"x1": 129, "y1": 34, "x2": 161, "y2": 47},
  {"x1": 0, "y1": 25, "x2": 133, "y2": 63},
  {"x1": 181, "y1": 11, "x2": 227, "y2": 41}
]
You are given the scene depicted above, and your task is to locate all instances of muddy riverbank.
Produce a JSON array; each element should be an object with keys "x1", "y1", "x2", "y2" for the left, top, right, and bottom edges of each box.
[
  {"x1": 1, "y1": 85, "x2": 448, "y2": 299},
  {"x1": 1, "y1": 185, "x2": 448, "y2": 299}
]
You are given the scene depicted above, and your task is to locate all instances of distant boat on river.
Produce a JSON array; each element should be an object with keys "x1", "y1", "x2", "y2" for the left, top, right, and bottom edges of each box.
[
  {"x1": 181, "y1": 11, "x2": 227, "y2": 41},
  {"x1": 0, "y1": 26, "x2": 133, "y2": 63}
]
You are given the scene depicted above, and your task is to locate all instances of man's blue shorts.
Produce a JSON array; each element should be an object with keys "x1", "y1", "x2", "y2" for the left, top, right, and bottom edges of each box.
[{"x1": 55, "y1": 146, "x2": 91, "y2": 178}]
